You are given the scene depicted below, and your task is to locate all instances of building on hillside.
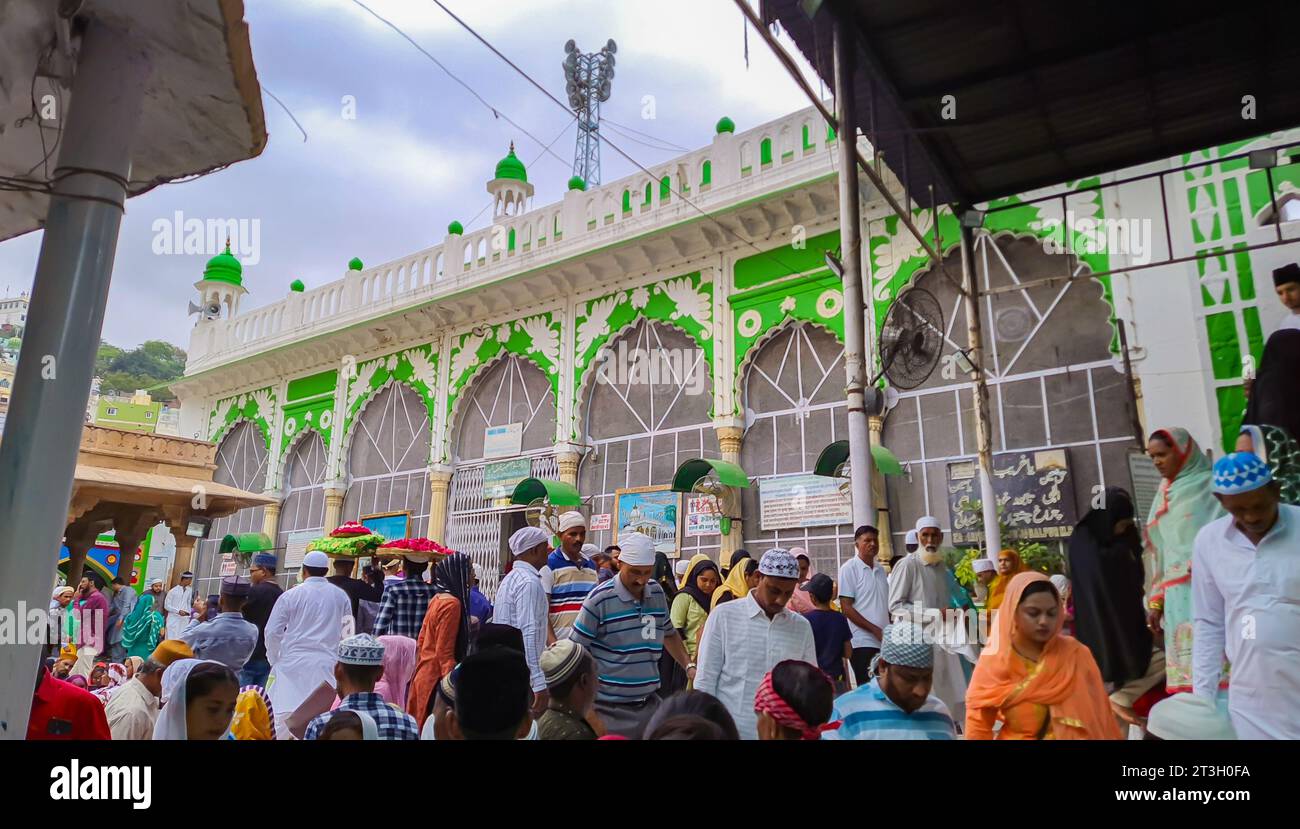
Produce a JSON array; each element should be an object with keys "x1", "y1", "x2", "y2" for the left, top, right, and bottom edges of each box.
[
  {"x1": 0, "y1": 290, "x2": 28, "y2": 330},
  {"x1": 95, "y1": 390, "x2": 164, "y2": 433},
  {"x1": 171, "y1": 105, "x2": 1300, "y2": 599}
]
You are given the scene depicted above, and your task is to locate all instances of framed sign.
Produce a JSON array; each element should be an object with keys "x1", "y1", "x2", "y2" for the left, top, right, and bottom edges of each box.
[
  {"x1": 362, "y1": 512, "x2": 410, "y2": 542},
  {"x1": 614, "y1": 485, "x2": 681, "y2": 554},
  {"x1": 589, "y1": 513, "x2": 612, "y2": 531},
  {"x1": 484, "y1": 422, "x2": 523, "y2": 459},
  {"x1": 219, "y1": 554, "x2": 238, "y2": 577},
  {"x1": 685, "y1": 495, "x2": 721, "y2": 537},
  {"x1": 946, "y1": 449, "x2": 1079, "y2": 543},
  {"x1": 758, "y1": 473, "x2": 852, "y2": 531},
  {"x1": 482, "y1": 457, "x2": 532, "y2": 499},
  {"x1": 284, "y1": 530, "x2": 316, "y2": 570}
]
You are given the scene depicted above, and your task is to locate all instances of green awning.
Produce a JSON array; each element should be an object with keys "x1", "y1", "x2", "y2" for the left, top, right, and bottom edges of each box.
[
  {"x1": 219, "y1": 532, "x2": 275, "y2": 554},
  {"x1": 813, "y1": 441, "x2": 904, "y2": 477},
  {"x1": 671, "y1": 458, "x2": 750, "y2": 492},
  {"x1": 510, "y1": 477, "x2": 581, "y2": 507}
]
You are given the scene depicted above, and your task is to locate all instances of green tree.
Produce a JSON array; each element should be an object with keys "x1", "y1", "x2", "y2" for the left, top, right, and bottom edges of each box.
[{"x1": 95, "y1": 340, "x2": 187, "y2": 403}]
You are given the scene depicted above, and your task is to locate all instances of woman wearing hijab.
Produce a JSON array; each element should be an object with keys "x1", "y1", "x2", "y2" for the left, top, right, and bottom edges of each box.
[
  {"x1": 373, "y1": 635, "x2": 418, "y2": 710},
  {"x1": 228, "y1": 685, "x2": 276, "y2": 740},
  {"x1": 720, "y1": 548, "x2": 750, "y2": 579},
  {"x1": 1243, "y1": 329, "x2": 1300, "y2": 444},
  {"x1": 153, "y1": 659, "x2": 240, "y2": 740},
  {"x1": 1067, "y1": 487, "x2": 1164, "y2": 724},
  {"x1": 711, "y1": 556, "x2": 759, "y2": 610},
  {"x1": 966, "y1": 572, "x2": 1121, "y2": 740},
  {"x1": 121, "y1": 592, "x2": 163, "y2": 661},
  {"x1": 1144, "y1": 427, "x2": 1225, "y2": 693},
  {"x1": 407, "y1": 552, "x2": 474, "y2": 726},
  {"x1": 653, "y1": 553, "x2": 679, "y2": 601},
  {"x1": 670, "y1": 554, "x2": 720, "y2": 664},
  {"x1": 1237, "y1": 424, "x2": 1300, "y2": 505},
  {"x1": 985, "y1": 549, "x2": 1027, "y2": 612},
  {"x1": 784, "y1": 548, "x2": 817, "y2": 614},
  {"x1": 123, "y1": 656, "x2": 144, "y2": 680},
  {"x1": 91, "y1": 663, "x2": 129, "y2": 703}
]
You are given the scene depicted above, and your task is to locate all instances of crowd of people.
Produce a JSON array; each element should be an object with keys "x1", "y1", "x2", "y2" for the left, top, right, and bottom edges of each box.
[{"x1": 27, "y1": 269, "x2": 1300, "y2": 740}]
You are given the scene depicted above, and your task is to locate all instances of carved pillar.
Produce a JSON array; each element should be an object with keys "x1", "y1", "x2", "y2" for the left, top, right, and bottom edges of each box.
[
  {"x1": 869, "y1": 415, "x2": 894, "y2": 564},
  {"x1": 63, "y1": 522, "x2": 100, "y2": 587},
  {"x1": 555, "y1": 451, "x2": 580, "y2": 487},
  {"x1": 112, "y1": 509, "x2": 156, "y2": 583},
  {"x1": 323, "y1": 487, "x2": 345, "y2": 534},
  {"x1": 261, "y1": 499, "x2": 282, "y2": 541},
  {"x1": 426, "y1": 467, "x2": 454, "y2": 543},
  {"x1": 715, "y1": 424, "x2": 745, "y2": 562}
]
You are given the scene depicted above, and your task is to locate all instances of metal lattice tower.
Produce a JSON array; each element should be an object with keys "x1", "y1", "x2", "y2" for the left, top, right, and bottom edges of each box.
[{"x1": 563, "y1": 38, "x2": 616, "y2": 186}]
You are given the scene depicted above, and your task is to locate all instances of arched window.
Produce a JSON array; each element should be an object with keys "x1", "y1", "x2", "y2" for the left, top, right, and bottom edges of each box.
[
  {"x1": 700, "y1": 159, "x2": 712, "y2": 188},
  {"x1": 194, "y1": 421, "x2": 268, "y2": 593},
  {"x1": 622, "y1": 189, "x2": 632, "y2": 213},
  {"x1": 760, "y1": 137, "x2": 773, "y2": 167},
  {"x1": 739, "y1": 323, "x2": 849, "y2": 575},
  {"x1": 342, "y1": 383, "x2": 431, "y2": 538},
  {"x1": 275, "y1": 431, "x2": 328, "y2": 576},
  {"x1": 660, "y1": 176, "x2": 671, "y2": 202},
  {"x1": 578, "y1": 320, "x2": 719, "y2": 559}
]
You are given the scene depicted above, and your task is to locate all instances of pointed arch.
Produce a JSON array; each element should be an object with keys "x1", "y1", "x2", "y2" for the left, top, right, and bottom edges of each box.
[{"x1": 447, "y1": 353, "x2": 557, "y2": 465}]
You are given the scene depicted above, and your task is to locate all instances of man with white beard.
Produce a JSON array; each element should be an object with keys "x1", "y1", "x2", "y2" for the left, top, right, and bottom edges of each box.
[{"x1": 887, "y1": 516, "x2": 972, "y2": 727}]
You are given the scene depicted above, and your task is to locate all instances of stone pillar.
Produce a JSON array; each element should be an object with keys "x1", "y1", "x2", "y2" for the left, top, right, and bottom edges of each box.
[
  {"x1": 323, "y1": 488, "x2": 345, "y2": 534},
  {"x1": 261, "y1": 500, "x2": 282, "y2": 541},
  {"x1": 63, "y1": 523, "x2": 99, "y2": 587},
  {"x1": 555, "y1": 451, "x2": 580, "y2": 487},
  {"x1": 868, "y1": 415, "x2": 894, "y2": 564},
  {"x1": 111, "y1": 509, "x2": 156, "y2": 582},
  {"x1": 169, "y1": 523, "x2": 198, "y2": 586},
  {"x1": 426, "y1": 467, "x2": 454, "y2": 543},
  {"x1": 715, "y1": 425, "x2": 745, "y2": 562}
]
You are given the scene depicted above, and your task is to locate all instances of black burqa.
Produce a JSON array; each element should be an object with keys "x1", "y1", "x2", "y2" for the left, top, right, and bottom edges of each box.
[
  {"x1": 1067, "y1": 487, "x2": 1152, "y2": 686},
  {"x1": 1244, "y1": 329, "x2": 1300, "y2": 443}
]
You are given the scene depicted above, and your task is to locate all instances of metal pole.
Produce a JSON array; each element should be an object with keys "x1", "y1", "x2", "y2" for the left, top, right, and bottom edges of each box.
[
  {"x1": 1118, "y1": 319, "x2": 1146, "y2": 448},
  {"x1": 959, "y1": 224, "x2": 1001, "y2": 559},
  {"x1": 833, "y1": 21, "x2": 875, "y2": 528},
  {"x1": 0, "y1": 22, "x2": 150, "y2": 739}
]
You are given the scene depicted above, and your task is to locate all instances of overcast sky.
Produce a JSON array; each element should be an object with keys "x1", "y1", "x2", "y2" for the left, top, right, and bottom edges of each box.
[{"x1": 0, "y1": 0, "x2": 823, "y2": 351}]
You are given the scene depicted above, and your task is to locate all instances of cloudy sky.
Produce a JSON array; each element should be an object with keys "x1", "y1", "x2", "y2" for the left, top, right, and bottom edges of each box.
[{"x1": 0, "y1": 0, "x2": 823, "y2": 351}]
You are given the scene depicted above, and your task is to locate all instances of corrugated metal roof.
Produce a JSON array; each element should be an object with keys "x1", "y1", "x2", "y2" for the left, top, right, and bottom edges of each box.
[{"x1": 763, "y1": 0, "x2": 1300, "y2": 205}]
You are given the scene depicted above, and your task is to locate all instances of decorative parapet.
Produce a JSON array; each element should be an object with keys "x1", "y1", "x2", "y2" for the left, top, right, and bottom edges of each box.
[{"x1": 79, "y1": 425, "x2": 218, "y2": 469}]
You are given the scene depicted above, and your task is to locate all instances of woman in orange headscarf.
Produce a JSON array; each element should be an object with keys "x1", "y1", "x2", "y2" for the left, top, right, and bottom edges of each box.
[
  {"x1": 984, "y1": 549, "x2": 1026, "y2": 612},
  {"x1": 966, "y1": 571, "x2": 1120, "y2": 740}
]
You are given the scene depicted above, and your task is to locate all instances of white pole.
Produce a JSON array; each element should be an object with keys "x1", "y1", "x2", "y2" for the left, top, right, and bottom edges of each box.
[
  {"x1": 833, "y1": 21, "x2": 875, "y2": 529},
  {"x1": 0, "y1": 21, "x2": 150, "y2": 739},
  {"x1": 958, "y1": 225, "x2": 1002, "y2": 559}
]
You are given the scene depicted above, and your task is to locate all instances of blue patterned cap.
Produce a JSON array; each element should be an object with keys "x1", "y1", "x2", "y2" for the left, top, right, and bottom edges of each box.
[
  {"x1": 879, "y1": 623, "x2": 933, "y2": 669},
  {"x1": 252, "y1": 553, "x2": 277, "y2": 568},
  {"x1": 1212, "y1": 451, "x2": 1273, "y2": 495},
  {"x1": 758, "y1": 548, "x2": 799, "y2": 579},
  {"x1": 338, "y1": 633, "x2": 385, "y2": 666}
]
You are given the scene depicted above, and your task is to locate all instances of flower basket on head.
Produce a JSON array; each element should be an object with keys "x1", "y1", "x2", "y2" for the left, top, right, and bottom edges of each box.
[
  {"x1": 307, "y1": 522, "x2": 385, "y2": 558},
  {"x1": 378, "y1": 537, "x2": 452, "y2": 564}
]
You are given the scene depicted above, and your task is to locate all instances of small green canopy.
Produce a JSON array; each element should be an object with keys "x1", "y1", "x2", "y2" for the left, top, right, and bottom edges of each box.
[
  {"x1": 510, "y1": 477, "x2": 581, "y2": 507},
  {"x1": 671, "y1": 458, "x2": 750, "y2": 492},
  {"x1": 219, "y1": 532, "x2": 275, "y2": 554},
  {"x1": 813, "y1": 440, "x2": 904, "y2": 477}
]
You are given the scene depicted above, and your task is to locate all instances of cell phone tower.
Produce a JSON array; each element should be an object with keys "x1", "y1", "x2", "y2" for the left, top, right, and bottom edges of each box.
[{"x1": 563, "y1": 38, "x2": 616, "y2": 187}]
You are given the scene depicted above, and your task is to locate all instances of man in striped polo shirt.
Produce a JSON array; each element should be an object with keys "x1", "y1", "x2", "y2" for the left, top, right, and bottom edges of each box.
[
  {"x1": 822, "y1": 622, "x2": 956, "y2": 740},
  {"x1": 571, "y1": 531, "x2": 693, "y2": 739},
  {"x1": 540, "y1": 511, "x2": 600, "y2": 641}
]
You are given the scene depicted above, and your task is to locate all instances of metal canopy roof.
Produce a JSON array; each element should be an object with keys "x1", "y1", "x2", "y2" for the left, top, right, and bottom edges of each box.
[{"x1": 762, "y1": 0, "x2": 1300, "y2": 206}]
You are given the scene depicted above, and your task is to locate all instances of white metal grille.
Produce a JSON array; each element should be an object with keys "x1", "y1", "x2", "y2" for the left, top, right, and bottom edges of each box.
[{"x1": 194, "y1": 421, "x2": 268, "y2": 597}]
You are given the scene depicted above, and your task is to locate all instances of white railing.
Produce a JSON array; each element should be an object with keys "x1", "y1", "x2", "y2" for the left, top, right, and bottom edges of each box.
[{"x1": 187, "y1": 106, "x2": 842, "y2": 373}]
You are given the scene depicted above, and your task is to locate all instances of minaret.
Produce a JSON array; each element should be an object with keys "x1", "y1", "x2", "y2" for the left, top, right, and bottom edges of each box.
[
  {"x1": 193, "y1": 239, "x2": 246, "y2": 321},
  {"x1": 486, "y1": 142, "x2": 535, "y2": 219}
]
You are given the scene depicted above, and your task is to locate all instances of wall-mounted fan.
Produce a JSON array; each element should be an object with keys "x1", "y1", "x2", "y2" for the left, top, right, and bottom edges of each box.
[{"x1": 873, "y1": 287, "x2": 943, "y2": 390}]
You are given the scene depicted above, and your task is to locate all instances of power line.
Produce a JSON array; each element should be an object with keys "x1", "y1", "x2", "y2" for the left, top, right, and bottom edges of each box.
[
  {"x1": 350, "y1": 0, "x2": 572, "y2": 169},
  {"x1": 601, "y1": 117, "x2": 691, "y2": 152},
  {"x1": 425, "y1": 0, "x2": 814, "y2": 274},
  {"x1": 601, "y1": 121, "x2": 689, "y2": 154}
]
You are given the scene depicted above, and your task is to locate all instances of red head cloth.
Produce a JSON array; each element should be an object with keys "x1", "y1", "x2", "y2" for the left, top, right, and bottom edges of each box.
[{"x1": 753, "y1": 670, "x2": 841, "y2": 740}]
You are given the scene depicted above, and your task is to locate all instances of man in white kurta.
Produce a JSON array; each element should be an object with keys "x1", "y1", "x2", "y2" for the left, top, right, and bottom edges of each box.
[
  {"x1": 1192, "y1": 452, "x2": 1300, "y2": 739},
  {"x1": 264, "y1": 551, "x2": 353, "y2": 738},
  {"x1": 695, "y1": 549, "x2": 817, "y2": 740},
  {"x1": 104, "y1": 660, "x2": 164, "y2": 740},
  {"x1": 163, "y1": 572, "x2": 195, "y2": 640},
  {"x1": 888, "y1": 516, "x2": 970, "y2": 726}
]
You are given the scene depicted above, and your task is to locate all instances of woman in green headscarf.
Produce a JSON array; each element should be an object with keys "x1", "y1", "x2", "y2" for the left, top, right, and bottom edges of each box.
[
  {"x1": 121, "y1": 592, "x2": 164, "y2": 660},
  {"x1": 1144, "y1": 427, "x2": 1225, "y2": 693},
  {"x1": 1237, "y1": 424, "x2": 1300, "y2": 505}
]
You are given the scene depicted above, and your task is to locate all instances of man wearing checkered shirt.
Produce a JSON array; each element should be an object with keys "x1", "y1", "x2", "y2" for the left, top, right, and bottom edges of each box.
[
  {"x1": 305, "y1": 633, "x2": 419, "y2": 740},
  {"x1": 373, "y1": 554, "x2": 438, "y2": 639}
]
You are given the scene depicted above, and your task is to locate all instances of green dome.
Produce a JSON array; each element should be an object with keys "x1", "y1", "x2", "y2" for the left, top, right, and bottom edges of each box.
[
  {"x1": 348, "y1": 257, "x2": 364, "y2": 271},
  {"x1": 494, "y1": 142, "x2": 527, "y2": 182},
  {"x1": 202, "y1": 242, "x2": 243, "y2": 286},
  {"x1": 715, "y1": 116, "x2": 735, "y2": 134},
  {"x1": 289, "y1": 279, "x2": 305, "y2": 293},
  {"x1": 567, "y1": 175, "x2": 587, "y2": 192},
  {"x1": 447, "y1": 220, "x2": 464, "y2": 235}
]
